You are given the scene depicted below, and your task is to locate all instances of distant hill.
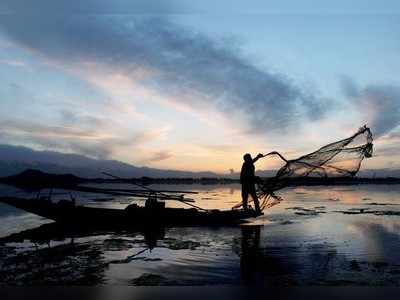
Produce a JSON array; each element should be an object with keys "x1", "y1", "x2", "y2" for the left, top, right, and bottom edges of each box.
[
  {"x1": 357, "y1": 168, "x2": 400, "y2": 178},
  {"x1": 0, "y1": 169, "x2": 86, "y2": 188},
  {"x1": 0, "y1": 144, "x2": 399, "y2": 179},
  {"x1": 0, "y1": 144, "x2": 219, "y2": 178}
]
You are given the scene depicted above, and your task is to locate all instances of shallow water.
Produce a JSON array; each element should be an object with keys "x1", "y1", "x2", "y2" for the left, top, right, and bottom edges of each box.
[{"x1": 1, "y1": 183, "x2": 400, "y2": 285}]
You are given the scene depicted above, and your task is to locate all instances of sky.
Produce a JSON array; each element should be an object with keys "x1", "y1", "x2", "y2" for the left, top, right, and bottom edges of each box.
[{"x1": 0, "y1": 1, "x2": 400, "y2": 173}]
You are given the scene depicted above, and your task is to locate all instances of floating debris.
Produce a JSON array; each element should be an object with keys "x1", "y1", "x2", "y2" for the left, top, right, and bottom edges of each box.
[
  {"x1": 161, "y1": 238, "x2": 201, "y2": 250},
  {"x1": 365, "y1": 202, "x2": 400, "y2": 206},
  {"x1": 348, "y1": 208, "x2": 370, "y2": 212},
  {"x1": 335, "y1": 209, "x2": 400, "y2": 216},
  {"x1": 103, "y1": 238, "x2": 144, "y2": 251},
  {"x1": 280, "y1": 220, "x2": 294, "y2": 225},
  {"x1": 144, "y1": 258, "x2": 162, "y2": 262},
  {"x1": 286, "y1": 207, "x2": 326, "y2": 216},
  {"x1": 131, "y1": 273, "x2": 176, "y2": 285},
  {"x1": 295, "y1": 211, "x2": 319, "y2": 216},
  {"x1": 286, "y1": 207, "x2": 313, "y2": 212},
  {"x1": 374, "y1": 211, "x2": 400, "y2": 216}
]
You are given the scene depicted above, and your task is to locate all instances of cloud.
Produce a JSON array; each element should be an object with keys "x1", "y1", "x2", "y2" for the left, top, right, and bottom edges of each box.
[
  {"x1": 376, "y1": 145, "x2": 400, "y2": 157},
  {"x1": 341, "y1": 78, "x2": 400, "y2": 137},
  {"x1": 372, "y1": 130, "x2": 400, "y2": 159},
  {"x1": 0, "y1": 119, "x2": 103, "y2": 140},
  {"x1": 200, "y1": 144, "x2": 236, "y2": 153},
  {"x1": 0, "y1": 59, "x2": 26, "y2": 67},
  {"x1": 0, "y1": 118, "x2": 169, "y2": 160},
  {"x1": 382, "y1": 131, "x2": 400, "y2": 141},
  {"x1": 59, "y1": 110, "x2": 106, "y2": 128},
  {"x1": 0, "y1": 0, "x2": 182, "y2": 14},
  {"x1": 0, "y1": 119, "x2": 113, "y2": 159},
  {"x1": 0, "y1": 12, "x2": 327, "y2": 135},
  {"x1": 144, "y1": 150, "x2": 174, "y2": 163}
]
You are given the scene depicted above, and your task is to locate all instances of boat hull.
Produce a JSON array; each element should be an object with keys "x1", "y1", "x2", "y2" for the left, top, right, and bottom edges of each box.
[{"x1": 0, "y1": 197, "x2": 261, "y2": 226}]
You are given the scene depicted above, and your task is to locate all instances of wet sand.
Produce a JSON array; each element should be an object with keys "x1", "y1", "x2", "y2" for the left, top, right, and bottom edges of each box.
[{"x1": 1, "y1": 183, "x2": 400, "y2": 286}]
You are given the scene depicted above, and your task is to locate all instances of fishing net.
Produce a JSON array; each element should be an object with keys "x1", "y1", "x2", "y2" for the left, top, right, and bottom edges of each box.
[{"x1": 234, "y1": 125, "x2": 373, "y2": 211}]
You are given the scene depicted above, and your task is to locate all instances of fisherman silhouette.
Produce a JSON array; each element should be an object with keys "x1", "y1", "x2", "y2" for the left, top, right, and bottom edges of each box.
[{"x1": 240, "y1": 153, "x2": 263, "y2": 214}]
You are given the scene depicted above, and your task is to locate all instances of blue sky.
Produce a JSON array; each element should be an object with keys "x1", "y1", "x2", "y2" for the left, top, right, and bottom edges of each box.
[{"x1": 0, "y1": 1, "x2": 400, "y2": 173}]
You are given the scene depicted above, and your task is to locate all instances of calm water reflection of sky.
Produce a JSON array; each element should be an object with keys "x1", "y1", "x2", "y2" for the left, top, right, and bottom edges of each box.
[{"x1": 1, "y1": 183, "x2": 400, "y2": 285}]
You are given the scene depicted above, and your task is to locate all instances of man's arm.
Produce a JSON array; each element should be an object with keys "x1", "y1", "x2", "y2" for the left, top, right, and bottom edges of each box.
[
  {"x1": 252, "y1": 153, "x2": 264, "y2": 163},
  {"x1": 240, "y1": 164, "x2": 245, "y2": 183}
]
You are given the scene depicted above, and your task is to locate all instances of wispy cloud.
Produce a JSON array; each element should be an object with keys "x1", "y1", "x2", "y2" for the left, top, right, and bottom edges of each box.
[
  {"x1": 0, "y1": 118, "x2": 170, "y2": 160},
  {"x1": 144, "y1": 150, "x2": 174, "y2": 163},
  {"x1": 341, "y1": 78, "x2": 400, "y2": 137},
  {"x1": 0, "y1": 12, "x2": 328, "y2": 135},
  {"x1": 0, "y1": 59, "x2": 26, "y2": 67}
]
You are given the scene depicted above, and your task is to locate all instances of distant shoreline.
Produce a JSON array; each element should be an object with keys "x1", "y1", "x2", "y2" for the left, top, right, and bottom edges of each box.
[
  {"x1": 100, "y1": 176, "x2": 400, "y2": 186},
  {"x1": 1, "y1": 169, "x2": 400, "y2": 189}
]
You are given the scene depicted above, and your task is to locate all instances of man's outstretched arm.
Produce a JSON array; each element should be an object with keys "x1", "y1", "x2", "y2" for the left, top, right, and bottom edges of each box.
[{"x1": 252, "y1": 153, "x2": 264, "y2": 163}]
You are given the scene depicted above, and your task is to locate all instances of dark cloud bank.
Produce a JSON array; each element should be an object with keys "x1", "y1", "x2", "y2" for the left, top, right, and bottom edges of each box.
[
  {"x1": 0, "y1": 10, "x2": 326, "y2": 134},
  {"x1": 341, "y1": 78, "x2": 400, "y2": 137},
  {"x1": 1, "y1": 1, "x2": 399, "y2": 162}
]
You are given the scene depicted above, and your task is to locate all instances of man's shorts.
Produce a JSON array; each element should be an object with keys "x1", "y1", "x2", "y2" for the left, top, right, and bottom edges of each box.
[{"x1": 242, "y1": 183, "x2": 256, "y2": 196}]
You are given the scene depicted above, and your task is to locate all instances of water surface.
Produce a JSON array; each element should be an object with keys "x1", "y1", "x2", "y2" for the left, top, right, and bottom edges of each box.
[{"x1": 1, "y1": 183, "x2": 400, "y2": 285}]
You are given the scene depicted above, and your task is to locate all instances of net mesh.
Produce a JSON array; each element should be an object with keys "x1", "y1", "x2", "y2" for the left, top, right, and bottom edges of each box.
[{"x1": 234, "y1": 125, "x2": 373, "y2": 210}]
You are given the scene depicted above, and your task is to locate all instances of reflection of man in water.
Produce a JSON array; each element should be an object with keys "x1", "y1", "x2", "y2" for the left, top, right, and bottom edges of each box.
[
  {"x1": 240, "y1": 225, "x2": 261, "y2": 284},
  {"x1": 240, "y1": 153, "x2": 263, "y2": 214}
]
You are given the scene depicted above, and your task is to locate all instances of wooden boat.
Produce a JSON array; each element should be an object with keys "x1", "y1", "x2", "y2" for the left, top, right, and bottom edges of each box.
[{"x1": 0, "y1": 197, "x2": 262, "y2": 226}]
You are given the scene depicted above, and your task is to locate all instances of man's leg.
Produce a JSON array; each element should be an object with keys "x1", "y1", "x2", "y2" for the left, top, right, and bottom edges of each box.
[
  {"x1": 250, "y1": 188, "x2": 261, "y2": 214},
  {"x1": 241, "y1": 185, "x2": 249, "y2": 210}
]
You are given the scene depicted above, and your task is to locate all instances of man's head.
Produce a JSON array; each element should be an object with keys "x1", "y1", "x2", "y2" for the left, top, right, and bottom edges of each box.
[{"x1": 243, "y1": 153, "x2": 252, "y2": 162}]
